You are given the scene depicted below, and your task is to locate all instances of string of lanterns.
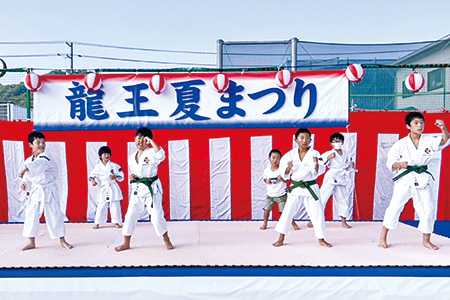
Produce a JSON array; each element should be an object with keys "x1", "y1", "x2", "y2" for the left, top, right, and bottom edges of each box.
[{"x1": 24, "y1": 66, "x2": 426, "y2": 94}]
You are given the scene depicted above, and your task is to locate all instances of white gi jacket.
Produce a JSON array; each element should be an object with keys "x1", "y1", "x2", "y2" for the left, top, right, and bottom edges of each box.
[
  {"x1": 89, "y1": 161, "x2": 124, "y2": 202},
  {"x1": 22, "y1": 152, "x2": 58, "y2": 214},
  {"x1": 321, "y1": 149, "x2": 353, "y2": 186},
  {"x1": 280, "y1": 147, "x2": 325, "y2": 197},
  {"x1": 387, "y1": 134, "x2": 450, "y2": 188},
  {"x1": 128, "y1": 147, "x2": 165, "y2": 198}
]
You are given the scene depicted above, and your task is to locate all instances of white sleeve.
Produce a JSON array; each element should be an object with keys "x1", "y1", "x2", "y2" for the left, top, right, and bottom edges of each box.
[
  {"x1": 386, "y1": 141, "x2": 401, "y2": 173},
  {"x1": 114, "y1": 163, "x2": 124, "y2": 182}
]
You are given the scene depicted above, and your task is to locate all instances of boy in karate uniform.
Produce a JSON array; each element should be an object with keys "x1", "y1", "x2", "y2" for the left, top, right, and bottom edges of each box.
[
  {"x1": 273, "y1": 128, "x2": 332, "y2": 248},
  {"x1": 379, "y1": 112, "x2": 449, "y2": 250},
  {"x1": 115, "y1": 127, "x2": 173, "y2": 251},
  {"x1": 89, "y1": 146, "x2": 124, "y2": 229},
  {"x1": 19, "y1": 131, "x2": 72, "y2": 251}
]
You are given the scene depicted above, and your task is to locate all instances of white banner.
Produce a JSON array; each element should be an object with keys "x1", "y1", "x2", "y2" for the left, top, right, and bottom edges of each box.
[{"x1": 34, "y1": 71, "x2": 348, "y2": 131}]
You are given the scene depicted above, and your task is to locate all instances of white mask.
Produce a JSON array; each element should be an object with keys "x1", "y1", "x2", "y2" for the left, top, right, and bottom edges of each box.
[{"x1": 332, "y1": 142, "x2": 343, "y2": 150}]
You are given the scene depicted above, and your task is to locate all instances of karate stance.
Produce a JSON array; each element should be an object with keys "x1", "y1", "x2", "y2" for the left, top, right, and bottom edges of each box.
[
  {"x1": 19, "y1": 131, "x2": 72, "y2": 251},
  {"x1": 273, "y1": 128, "x2": 332, "y2": 248},
  {"x1": 115, "y1": 127, "x2": 173, "y2": 251},
  {"x1": 379, "y1": 112, "x2": 449, "y2": 250},
  {"x1": 89, "y1": 146, "x2": 124, "y2": 229},
  {"x1": 319, "y1": 133, "x2": 356, "y2": 229}
]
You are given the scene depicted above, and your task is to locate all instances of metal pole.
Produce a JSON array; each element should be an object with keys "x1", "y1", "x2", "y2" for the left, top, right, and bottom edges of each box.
[
  {"x1": 26, "y1": 90, "x2": 31, "y2": 120},
  {"x1": 291, "y1": 37, "x2": 298, "y2": 71},
  {"x1": 217, "y1": 39, "x2": 224, "y2": 70}
]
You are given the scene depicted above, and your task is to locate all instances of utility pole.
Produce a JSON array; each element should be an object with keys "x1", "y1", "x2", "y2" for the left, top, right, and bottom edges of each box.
[{"x1": 66, "y1": 42, "x2": 73, "y2": 73}]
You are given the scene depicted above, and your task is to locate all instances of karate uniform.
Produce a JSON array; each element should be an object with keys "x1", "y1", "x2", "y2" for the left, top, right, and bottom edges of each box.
[
  {"x1": 122, "y1": 147, "x2": 167, "y2": 237},
  {"x1": 275, "y1": 147, "x2": 327, "y2": 239},
  {"x1": 89, "y1": 161, "x2": 124, "y2": 225},
  {"x1": 21, "y1": 152, "x2": 66, "y2": 240},
  {"x1": 320, "y1": 149, "x2": 353, "y2": 219},
  {"x1": 383, "y1": 134, "x2": 450, "y2": 234}
]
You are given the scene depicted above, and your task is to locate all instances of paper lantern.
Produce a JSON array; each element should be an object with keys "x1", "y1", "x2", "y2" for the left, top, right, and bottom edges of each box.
[
  {"x1": 84, "y1": 73, "x2": 102, "y2": 92},
  {"x1": 149, "y1": 74, "x2": 166, "y2": 95},
  {"x1": 24, "y1": 72, "x2": 43, "y2": 92},
  {"x1": 405, "y1": 72, "x2": 425, "y2": 93},
  {"x1": 345, "y1": 64, "x2": 365, "y2": 83},
  {"x1": 212, "y1": 73, "x2": 229, "y2": 93},
  {"x1": 275, "y1": 70, "x2": 293, "y2": 88}
]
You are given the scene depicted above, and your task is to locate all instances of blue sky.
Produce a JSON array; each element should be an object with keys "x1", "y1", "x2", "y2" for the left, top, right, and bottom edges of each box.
[{"x1": 1, "y1": 0, "x2": 450, "y2": 71}]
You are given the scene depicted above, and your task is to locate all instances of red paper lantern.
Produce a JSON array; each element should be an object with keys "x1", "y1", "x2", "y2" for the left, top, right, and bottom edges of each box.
[
  {"x1": 275, "y1": 70, "x2": 293, "y2": 88},
  {"x1": 149, "y1": 74, "x2": 166, "y2": 95},
  {"x1": 24, "y1": 72, "x2": 43, "y2": 92},
  {"x1": 84, "y1": 73, "x2": 102, "y2": 92},
  {"x1": 212, "y1": 73, "x2": 229, "y2": 93},
  {"x1": 345, "y1": 64, "x2": 365, "y2": 83},
  {"x1": 405, "y1": 72, "x2": 425, "y2": 93}
]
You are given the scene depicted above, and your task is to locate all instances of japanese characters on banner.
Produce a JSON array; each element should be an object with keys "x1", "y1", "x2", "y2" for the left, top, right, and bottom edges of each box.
[{"x1": 33, "y1": 71, "x2": 349, "y2": 131}]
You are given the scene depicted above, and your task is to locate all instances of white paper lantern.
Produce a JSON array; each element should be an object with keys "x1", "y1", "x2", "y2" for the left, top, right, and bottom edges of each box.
[
  {"x1": 275, "y1": 70, "x2": 293, "y2": 88},
  {"x1": 150, "y1": 74, "x2": 166, "y2": 95},
  {"x1": 212, "y1": 73, "x2": 229, "y2": 93},
  {"x1": 84, "y1": 73, "x2": 102, "y2": 92},
  {"x1": 24, "y1": 72, "x2": 43, "y2": 92},
  {"x1": 405, "y1": 72, "x2": 425, "y2": 93}
]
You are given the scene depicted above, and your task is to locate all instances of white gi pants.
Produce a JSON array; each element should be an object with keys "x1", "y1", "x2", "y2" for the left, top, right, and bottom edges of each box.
[
  {"x1": 320, "y1": 183, "x2": 351, "y2": 219},
  {"x1": 383, "y1": 181, "x2": 435, "y2": 234},
  {"x1": 122, "y1": 187, "x2": 168, "y2": 237},
  {"x1": 275, "y1": 191, "x2": 327, "y2": 239},
  {"x1": 22, "y1": 188, "x2": 66, "y2": 240},
  {"x1": 94, "y1": 200, "x2": 123, "y2": 225}
]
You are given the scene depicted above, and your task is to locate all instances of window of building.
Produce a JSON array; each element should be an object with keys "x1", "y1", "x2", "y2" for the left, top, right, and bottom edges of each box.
[{"x1": 428, "y1": 68, "x2": 444, "y2": 91}]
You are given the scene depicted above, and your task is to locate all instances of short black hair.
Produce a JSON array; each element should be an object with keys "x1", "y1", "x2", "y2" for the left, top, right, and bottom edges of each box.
[
  {"x1": 28, "y1": 131, "x2": 45, "y2": 144},
  {"x1": 98, "y1": 146, "x2": 111, "y2": 159},
  {"x1": 135, "y1": 127, "x2": 153, "y2": 139},
  {"x1": 269, "y1": 149, "x2": 282, "y2": 157},
  {"x1": 405, "y1": 112, "x2": 424, "y2": 126},
  {"x1": 295, "y1": 128, "x2": 311, "y2": 139},
  {"x1": 329, "y1": 132, "x2": 344, "y2": 143}
]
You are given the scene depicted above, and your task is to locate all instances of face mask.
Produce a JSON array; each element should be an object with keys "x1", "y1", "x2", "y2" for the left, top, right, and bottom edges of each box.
[{"x1": 332, "y1": 142, "x2": 343, "y2": 150}]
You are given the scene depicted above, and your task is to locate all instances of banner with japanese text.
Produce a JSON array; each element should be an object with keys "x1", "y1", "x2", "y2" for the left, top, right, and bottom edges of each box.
[{"x1": 34, "y1": 71, "x2": 348, "y2": 131}]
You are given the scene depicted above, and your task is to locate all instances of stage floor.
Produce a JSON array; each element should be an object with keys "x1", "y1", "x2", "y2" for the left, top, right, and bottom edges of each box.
[{"x1": 1, "y1": 221, "x2": 449, "y2": 269}]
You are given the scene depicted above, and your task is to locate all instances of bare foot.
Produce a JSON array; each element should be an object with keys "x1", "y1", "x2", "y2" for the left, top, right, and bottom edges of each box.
[
  {"x1": 319, "y1": 239, "x2": 332, "y2": 248},
  {"x1": 378, "y1": 241, "x2": 389, "y2": 249},
  {"x1": 93, "y1": 224, "x2": 99, "y2": 229},
  {"x1": 114, "y1": 224, "x2": 123, "y2": 228},
  {"x1": 22, "y1": 242, "x2": 36, "y2": 251},
  {"x1": 163, "y1": 233, "x2": 174, "y2": 250},
  {"x1": 342, "y1": 222, "x2": 352, "y2": 229},
  {"x1": 260, "y1": 224, "x2": 268, "y2": 230},
  {"x1": 424, "y1": 241, "x2": 439, "y2": 250},
  {"x1": 60, "y1": 239, "x2": 73, "y2": 250},
  {"x1": 115, "y1": 244, "x2": 130, "y2": 252},
  {"x1": 272, "y1": 234, "x2": 285, "y2": 247},
  {"x1": 307, "y1": 221, "x2": 313, "y2": 228},
  {"x1": 292, "y1": 222, "x2": 300, "y2": 231}
]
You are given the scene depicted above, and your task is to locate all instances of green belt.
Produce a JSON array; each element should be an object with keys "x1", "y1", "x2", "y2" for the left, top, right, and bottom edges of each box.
[
  {"x1": 131, "y1": 175, "x2": 159, "y2": 197},
  {"x1": 392, "y1": 165, "x2": 435, "y2": 182},
  {"x1": 288, "y1": 180, "x2": 319, "y2": 201}
]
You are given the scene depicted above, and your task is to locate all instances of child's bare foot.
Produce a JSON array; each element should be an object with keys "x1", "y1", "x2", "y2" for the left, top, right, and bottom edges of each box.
[
  {"x1": 163, "y1": 233, "x2": 174, "y2": 250},
  {"x1": 22, "y1": 239, "x2": 36, "y2": 251},
  {"x1": 423, "y1": 241, "x2": 439, "y2": 250},
  {"x1": 115, "y1": 244, "x2": 130, "y2": 252},
  {"x1": 93, "y1": 224, "x2": 99, "y2": 229},
  {"x1": 260, "y1": 224, "x2": 268, "y2": 230},
  {"x1": 342, "y1": 222, "x2": 352, "y2": 229},
  {"x1": 378, "y1": 240, "x2": 389, "y2": 249},
  {"x1": 307, "y1": 221, "x2": 313, "y2": 228},
  {"x1": 114, "y1": 223, "x2": 123, "y2": 228},
  {"x1": 319, "y1": 239, "x2": 332, "y2": 248},
  {"x1": 272, "y1": 234, "x2": 285, "y2": 247},
  {"x1": 60, "y1": 238, "x2": 73, "y2": 250},
  {"x1": 292, "y1": 222, "x2": 300, "y2": 231},
  {"x1": 115, "y1": 235, "x2": 131, "y2": 252}
]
